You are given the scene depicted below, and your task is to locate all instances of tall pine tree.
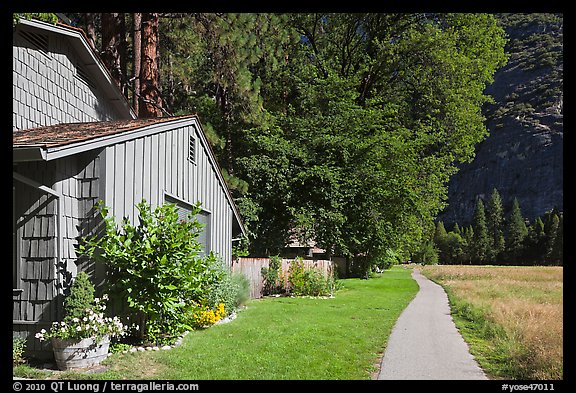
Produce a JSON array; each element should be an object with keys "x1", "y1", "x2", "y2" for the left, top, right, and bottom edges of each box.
[
  {"x1": 487, "y1": 188, "x2": 505, "y2": 263},
  {"x1": 506, "y1": 197, "x2": 528, "y2": 264},
  {"x1": 471, "y1": 198, "x2": 489, "y2": 264}
]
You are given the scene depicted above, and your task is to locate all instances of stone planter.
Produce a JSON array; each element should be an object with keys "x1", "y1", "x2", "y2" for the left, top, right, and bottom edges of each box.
[{"x1": 51, "y1": 335, "x2": 110, "y2": 370}]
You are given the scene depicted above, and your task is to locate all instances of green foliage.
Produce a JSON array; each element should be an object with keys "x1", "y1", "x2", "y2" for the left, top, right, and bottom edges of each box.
[
  {"x1": 471, "y1": 199, "x2": 490, "y2": 263},
  {"x1": 412, "y1": 240, "x2": 439, "y2": 265},
  {"x1": 63, "y1": 272, "x2": 95, "y2": 321},
  {"x1": 152, "y1": 13, "x2": 508, "y2": 274},
  {"x1": 13, "y1": 337, "x2": 27, "y2": 365},
  {"x1": 204, "y1": 262, "x2": 251, "y2": 312},
  {"x1": 79, "y1": 199, "x2": 231, "y2": 342},
  {"x1": 261, "y1": 255, "x2": 284, "y2": 296},
  {"x1": 432, "y1": 190, "x2": 563, "y2": 266},
  {"x1": 506, "y1": 198, "x2": 528, "y2": 263},
  {"x1": 35, "y1": 293, "x2": 129, "y2": 342},
  {"x1": 13, "y1": 13, "x2": 58, "y2": 27},
  {"x1": 71, "y1": 13, "x2": 509, "y2": 273},
  {"x1": 35, "y1": 272, "x2": 130, "y2": 342},
  {"x1": 487, "y1": 188, "x2": 505, "y2": 262},
  {"x1": 287, "y1": 258, "x2": 336, "y2": 297}
]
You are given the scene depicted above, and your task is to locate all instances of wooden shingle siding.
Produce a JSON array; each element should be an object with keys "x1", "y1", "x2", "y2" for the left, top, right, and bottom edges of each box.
[
  {"x1": 13, "y1": 28, "x2": 120, "y2": 131},
  {"x1": 13, "y1": 161, "x2": 59, "y2": 356}
]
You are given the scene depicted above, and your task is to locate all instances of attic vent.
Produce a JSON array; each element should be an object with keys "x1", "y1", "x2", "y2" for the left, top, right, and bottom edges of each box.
[
  {"x1": 76, "y1": 64, "x2": 97, "y2": 90},
  {"x1": 20, "y1": 30, "x2": 48, "y2": 54},
  {"x1": 189, "y1": 135, "x2": 196, "y2": 163}
]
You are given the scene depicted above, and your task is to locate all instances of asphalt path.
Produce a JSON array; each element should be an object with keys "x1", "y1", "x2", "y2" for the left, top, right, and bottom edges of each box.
[{"x1": 378, "y1": 268, "x2": 488, "y2": 380}]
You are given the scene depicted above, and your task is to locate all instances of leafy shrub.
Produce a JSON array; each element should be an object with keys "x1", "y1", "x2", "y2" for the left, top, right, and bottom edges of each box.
[
  {"x1": 261, "y1": 255, "x2": 285, "y2": 295},
  {"x1": 287, "y1": 258, "x2": 336, "y2": 297},
  {"x1": 79, "y1": 199, "x2": 229, "y2": 342},
  {"x1": 13, "y1": 337, "x2": 27, "y2": 365},
  {"x1": 63, "y1": 272, "x2": 94, "y2": 320},
  {"x1": 203, "y1": 258, "x2": 251, "y2": 312}
]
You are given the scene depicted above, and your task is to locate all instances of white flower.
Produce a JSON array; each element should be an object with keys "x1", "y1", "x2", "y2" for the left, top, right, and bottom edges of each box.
[
  {"x1": 76, "y1": 326, "x2": 82, "y2": 331},
  {"x1": 72, "y1": 317, "x2": 79, "y2": 323}
]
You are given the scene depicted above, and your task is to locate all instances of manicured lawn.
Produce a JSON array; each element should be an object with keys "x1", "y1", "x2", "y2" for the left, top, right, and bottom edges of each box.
[
  {"x1": 420, "y1": 265, "x2": 563, "y2": 380},
  {"x1": 43, "y1": 266, "x2": 418, "y2": 380}
]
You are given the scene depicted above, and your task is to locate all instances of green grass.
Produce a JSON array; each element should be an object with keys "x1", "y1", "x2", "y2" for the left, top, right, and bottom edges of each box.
[{"x1": 26, "y1": 266, "x2": 417, "y2": 380}]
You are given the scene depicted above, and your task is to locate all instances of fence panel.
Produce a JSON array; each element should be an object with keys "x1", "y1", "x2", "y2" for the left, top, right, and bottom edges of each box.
[{"x1": 232, "y1": 257, "x2": 333, "y2": 299}]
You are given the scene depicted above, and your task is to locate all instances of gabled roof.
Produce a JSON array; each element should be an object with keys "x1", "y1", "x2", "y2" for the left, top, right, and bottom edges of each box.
[
  {"x1": 13, "y1": 116, "x2": 192, "y2": 150},
  {"x1": 14, "y1": 17, "x2": 136, "y2": 120},
  {"x1": 13, "y1": 115, "x2": 246, "y2": 237}
]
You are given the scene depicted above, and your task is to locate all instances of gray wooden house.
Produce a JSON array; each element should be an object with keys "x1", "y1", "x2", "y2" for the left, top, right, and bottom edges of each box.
[{"x1": 13, "y1": 18, "x2": 245, "y2": 357}]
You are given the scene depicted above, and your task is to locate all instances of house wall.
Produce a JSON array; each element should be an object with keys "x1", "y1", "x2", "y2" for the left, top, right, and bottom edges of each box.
[
  {"x1": 102, "y1": 122, "x2": 234, "y2": 267},
  {"x1": 12, "y1": 26, "x2": 121, "y2": 131},
  {"x1": 13, "y1": 161, "x2": 59, "y2": 357},
  {"x1": 13, "y1": 151, "x2": 104, "y2": 358}
]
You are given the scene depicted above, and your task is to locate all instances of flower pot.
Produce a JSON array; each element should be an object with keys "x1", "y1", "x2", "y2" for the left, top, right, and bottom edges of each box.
[{"x1": 51, "y1": 335, "x2": 110, "y2": 370}]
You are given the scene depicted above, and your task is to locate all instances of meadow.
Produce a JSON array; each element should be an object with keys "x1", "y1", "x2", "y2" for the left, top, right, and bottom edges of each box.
[{"x1": 420, "y1": 265, "x2": 563, "y2": 380}]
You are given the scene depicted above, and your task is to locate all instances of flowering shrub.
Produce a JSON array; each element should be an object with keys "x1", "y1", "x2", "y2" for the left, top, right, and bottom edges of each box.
[
  {"x1": 35, "y1": 294, "x2": 130, "y2": 342},
  {"x1": 191, "y1": 303, "x2": 226, "y2": 328}
]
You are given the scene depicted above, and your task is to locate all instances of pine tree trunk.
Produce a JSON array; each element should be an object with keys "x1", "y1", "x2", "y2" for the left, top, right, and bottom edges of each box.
[
  {"x1": 85, "y1": 13, "x2": 97, "y2": 51},
  {"x1": 139, "y1": 12, "x2": 162, "y2": 118},
  {"x1": 101, "y1": 13, "x2": 123, "y2": 90},
  {"x1": 132, "y1": 13, "x2": 142, "y2": 116}
]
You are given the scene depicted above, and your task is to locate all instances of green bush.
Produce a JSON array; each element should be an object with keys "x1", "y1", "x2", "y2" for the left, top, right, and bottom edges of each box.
[
  {"x1": 79, "y1": 199, "x2": 229, "y2": 342},
  {"x1": 203, "y1": 258, "x2": 251, "y2": 312},
  {"x1": 64, "y1": 272, "x2": 95, "y2": 320},
  {"x1": 261, "y1": 255, "x2": 284, "y2": 295},
  {"x1": 13, "y1": 337, "x2": 27, "y2": 365},
  {"x1": 287, "y1": 258, "x2": 336, "y2": 297}
]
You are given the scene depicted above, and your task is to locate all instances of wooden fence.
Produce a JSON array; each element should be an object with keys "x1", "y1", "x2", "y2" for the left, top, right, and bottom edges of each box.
[{"x1": 231, "y1": 257, "x2": 333, "y2": 299}]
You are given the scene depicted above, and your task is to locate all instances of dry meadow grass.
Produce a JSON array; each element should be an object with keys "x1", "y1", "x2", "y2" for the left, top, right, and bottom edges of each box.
[{"x1": 420, "y1": 265, "x2": 563, "y2": 380}]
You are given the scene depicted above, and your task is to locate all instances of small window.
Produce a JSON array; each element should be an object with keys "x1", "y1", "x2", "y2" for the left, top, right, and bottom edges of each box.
[
  {"x1": 188, "y1": 136, "x2": 196, "y2": 163},
  {"x1": 165, "y1": 194, "x2": 210, "y2": 255}
]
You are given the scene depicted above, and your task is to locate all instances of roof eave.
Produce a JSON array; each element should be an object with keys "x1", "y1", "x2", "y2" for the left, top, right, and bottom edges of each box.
[{"x1": 13, "y1": 147, "x2": 47, "y2": 162}]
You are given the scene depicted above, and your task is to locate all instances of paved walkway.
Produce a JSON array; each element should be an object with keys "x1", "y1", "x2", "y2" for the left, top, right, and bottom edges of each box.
[{"x1": 378, "y1": 268, "x2": 488, "y2": 380}]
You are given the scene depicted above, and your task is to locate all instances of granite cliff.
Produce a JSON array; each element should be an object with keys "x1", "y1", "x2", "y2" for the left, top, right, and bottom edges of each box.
[{"x1": 438, "y1": 13, "x2": 563, "y2": 226}]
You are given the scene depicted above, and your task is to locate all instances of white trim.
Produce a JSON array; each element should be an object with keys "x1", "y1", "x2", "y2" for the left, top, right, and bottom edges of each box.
[{"x1": 163, "y1": 190, "x2": 213, "y2": 215}]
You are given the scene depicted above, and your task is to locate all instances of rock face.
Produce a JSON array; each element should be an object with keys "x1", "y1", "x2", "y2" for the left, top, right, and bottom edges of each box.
[{"x1": 438, "y1": 14, "x2": 563, "y2": 226}]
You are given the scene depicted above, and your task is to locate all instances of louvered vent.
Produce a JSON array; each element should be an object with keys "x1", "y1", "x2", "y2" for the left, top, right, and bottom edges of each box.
[
  {"x1": 20, "y1": 30, "x2": 48, "y2": 54},
  {"x1": 189, "y1": 135, "x2": 196, "y2": 163}
]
